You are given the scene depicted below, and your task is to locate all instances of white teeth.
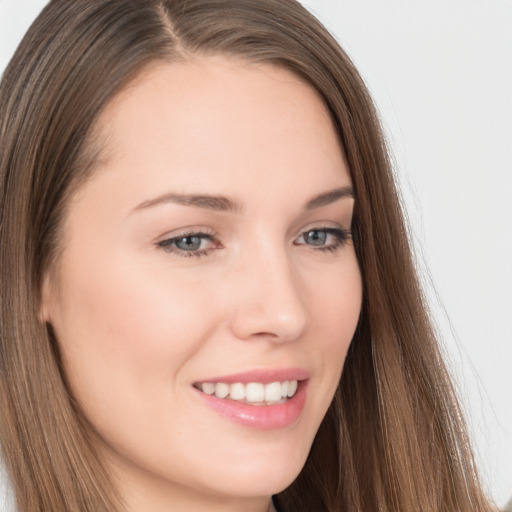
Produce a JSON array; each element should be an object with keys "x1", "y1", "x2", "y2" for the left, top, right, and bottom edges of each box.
[
  {"x1": 202, "y1": 382, "x2": 215, "y2": 395},
  {"x1": 281, "y1": 380, "x2": 290, "y2": 398},
  {"x1": 214, "y1": 382, "x2": 230, "y2": 399},
  {"x1": 230, "y1": 383, "x2": 245, "y2": 400},
  {"x1": 246, "y1": 383, "x2": 265, "y2": 402},
  {"x1": 198, "y1": 380, "x2": 299, "y2": 404},
  {"x1": 287, "y1": 380, "x2": 298, "y2": 397},
  {"x1": 265, "y1": 382, "x2": 283, "y2": 402}
]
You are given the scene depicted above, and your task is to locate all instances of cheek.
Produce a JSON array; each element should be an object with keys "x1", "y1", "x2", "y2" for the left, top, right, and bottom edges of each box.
[
  {"x1": 299, "y1": 255, "x2": 362, "y2": 425},
  {"x1": 313, "y1": 258, "x2": 362, "y2": 354},
  {"x1": 51, "y1": 251, "x2": 218, "y2": 407}
]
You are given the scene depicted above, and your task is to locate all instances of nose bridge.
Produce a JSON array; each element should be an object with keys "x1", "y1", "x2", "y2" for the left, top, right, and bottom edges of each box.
[{"x1": 228, "y1": 235, "x2": 308, "y2": 342}]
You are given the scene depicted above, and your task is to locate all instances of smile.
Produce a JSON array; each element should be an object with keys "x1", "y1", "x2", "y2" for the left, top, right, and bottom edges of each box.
[
  {"x1": 195, "y1": 380, "x2": 299, "y2": 405},
  {"x1": 193, "y1": 370, "x2": 309, "y2": 429}
]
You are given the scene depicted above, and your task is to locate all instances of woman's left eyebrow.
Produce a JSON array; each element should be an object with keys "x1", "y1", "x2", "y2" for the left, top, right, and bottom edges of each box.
[{"x1": 303, "y1": 186, "x2": 354, "y2": 210}]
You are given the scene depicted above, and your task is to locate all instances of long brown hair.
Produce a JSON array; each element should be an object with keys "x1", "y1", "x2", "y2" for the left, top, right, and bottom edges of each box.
[{"x1": 0, "y1": 1, "x2": 495, "y2": 510}]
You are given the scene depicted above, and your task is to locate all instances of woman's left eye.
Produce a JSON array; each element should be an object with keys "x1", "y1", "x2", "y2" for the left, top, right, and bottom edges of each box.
[
  {"x1": 157, "y1": 232, "x2": 218, "y2": 257},
  {"x1": 295, "y1": 227, "x2": 351, "y2": 252}
]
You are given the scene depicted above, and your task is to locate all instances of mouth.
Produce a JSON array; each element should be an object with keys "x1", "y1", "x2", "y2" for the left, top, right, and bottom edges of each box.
[
  {"x1": 193, "y1": 380, "x2": 299, "y2": 406},
  {"x1": 192, "y1": 369, "x2": 309, "y2": 429}
]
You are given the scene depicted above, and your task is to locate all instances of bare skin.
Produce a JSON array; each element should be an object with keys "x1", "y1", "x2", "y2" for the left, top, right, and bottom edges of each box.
[{"x1": 41, "y1": 57, "x2": 362, "y2": 511}]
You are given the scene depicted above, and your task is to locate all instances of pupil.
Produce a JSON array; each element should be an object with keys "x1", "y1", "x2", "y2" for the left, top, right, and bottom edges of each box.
[
  {"x1": 177, "y1": 236, "x2": 201, "y2": 251},
  {"x1": 306, "y1": 230, "x2": 326, "y2": 246}
]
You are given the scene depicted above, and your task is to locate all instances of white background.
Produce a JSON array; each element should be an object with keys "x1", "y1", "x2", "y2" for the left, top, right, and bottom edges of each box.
[{"x1": 1, "y1": 0, "x2": 511, "y2": 509}]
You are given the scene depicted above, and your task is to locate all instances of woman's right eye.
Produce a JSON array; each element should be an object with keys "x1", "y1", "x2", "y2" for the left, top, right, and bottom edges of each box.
[{"x1": 157, "y1": 232, "x2": 219, "y2": 257}]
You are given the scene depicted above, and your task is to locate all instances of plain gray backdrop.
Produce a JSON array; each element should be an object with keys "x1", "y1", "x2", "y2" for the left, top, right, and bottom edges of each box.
[{"x1": 1, "y1": 0, "x2": 511, "y2": 509}]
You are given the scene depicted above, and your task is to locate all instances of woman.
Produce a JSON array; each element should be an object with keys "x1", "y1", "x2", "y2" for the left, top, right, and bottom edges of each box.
[{"x1": 0, "y1": 1, "x2": 496, "y2": 511}]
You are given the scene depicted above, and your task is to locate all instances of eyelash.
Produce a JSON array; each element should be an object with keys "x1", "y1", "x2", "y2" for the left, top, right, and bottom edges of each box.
[
  {"x1": 294, "y1": 227, "x2": 351, "y2": 252},
  {"x1": 157, "y1": 229, "x2": 219, "y2": 258},
  {"x1": 157, "y1": 227, "x2": 352, "y2": 258}
]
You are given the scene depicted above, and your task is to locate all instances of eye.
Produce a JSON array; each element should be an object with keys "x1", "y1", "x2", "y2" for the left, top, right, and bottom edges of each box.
[
  {"x1": 295, "y1": 227, "x2": 350, "y2": 252},
  {"x1": 157, "y1": 231, "x2": 219, "y2": 257}
]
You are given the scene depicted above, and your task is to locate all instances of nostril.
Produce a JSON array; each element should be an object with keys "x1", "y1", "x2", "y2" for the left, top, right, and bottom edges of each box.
[
  {"x1": 230, "y1": 308, "x2": 307, "y2": 343},
  {"x1": 251, "y1": 331, "x2": 279, "y2": 338}
]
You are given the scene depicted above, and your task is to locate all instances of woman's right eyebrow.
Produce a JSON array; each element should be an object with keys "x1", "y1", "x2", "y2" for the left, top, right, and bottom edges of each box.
[{"x1": 130, "y1": 193, "x2": 243, "y2": 214}]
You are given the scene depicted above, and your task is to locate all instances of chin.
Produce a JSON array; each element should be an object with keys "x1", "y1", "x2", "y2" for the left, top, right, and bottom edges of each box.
[{"x1": 198, "y1": 438, "x2": 310, "y2": 498}]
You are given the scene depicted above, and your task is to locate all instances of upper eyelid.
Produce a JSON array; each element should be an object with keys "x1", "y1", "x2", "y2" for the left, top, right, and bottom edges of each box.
[
  {"x1": 156, "y1": 226, "x2": 217, "y2": 242},
  {"x1": 294, "y1": 221, "x2": 347, "y2": 236},
  {"x1": 156, "y1": 232, "x2": 219, "y2": 258},
  {"x1": 295, "y1": 227, "x2": 350, "y2": 241}
]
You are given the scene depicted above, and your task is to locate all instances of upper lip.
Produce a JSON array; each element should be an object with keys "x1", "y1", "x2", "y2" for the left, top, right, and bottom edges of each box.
[{"x1": 194, "y1": 368, "x2": 309, "y2": 385}]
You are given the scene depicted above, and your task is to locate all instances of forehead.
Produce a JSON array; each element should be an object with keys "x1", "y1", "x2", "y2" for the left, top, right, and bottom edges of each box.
[{"x1": 82, "y1": 56, "x2": 349, "y2": 205}]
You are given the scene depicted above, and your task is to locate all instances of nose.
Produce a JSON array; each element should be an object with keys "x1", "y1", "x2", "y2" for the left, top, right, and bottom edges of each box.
[{"x1": 227, "y1": 244, "x2": 308, "y2": 343}]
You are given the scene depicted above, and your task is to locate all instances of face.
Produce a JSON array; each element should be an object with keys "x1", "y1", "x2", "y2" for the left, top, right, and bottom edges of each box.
[{"x1": 42, "y1": 57, "x2": 362, "y2": 511}]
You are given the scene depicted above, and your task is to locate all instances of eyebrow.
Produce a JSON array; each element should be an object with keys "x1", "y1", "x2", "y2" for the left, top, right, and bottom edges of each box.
[
  {"x1": 304, "y1": 186, "x2": 354, "y2": 210},
  {"x1": 133, "y1": 193, "x2": 242, "y2": 213},
  {"x1": 131, "y1": 186, "x2": 354, "y2": 214}
]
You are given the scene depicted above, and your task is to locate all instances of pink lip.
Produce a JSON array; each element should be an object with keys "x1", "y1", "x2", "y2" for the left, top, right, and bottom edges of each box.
[
  {"x1": 195, "y1": 367, "x2": 309, "y2": 385},
  {"x1": 193, "y1": 368, "x2": 309, "y2": 430}
]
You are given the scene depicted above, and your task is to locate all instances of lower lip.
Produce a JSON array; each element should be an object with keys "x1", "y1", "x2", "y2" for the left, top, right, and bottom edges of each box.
[{"x1": 194, "y1": 381, "x2": 308, "y2": 430}]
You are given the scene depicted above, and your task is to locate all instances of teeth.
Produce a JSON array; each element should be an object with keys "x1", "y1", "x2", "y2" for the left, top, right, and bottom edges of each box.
[
  {"x1": 198, "y1": 380, "x2": 299, "y2": 404},
  {"x1": 246, "y1": 383, "x2": 264, "y2": 402},
  {"x1": 265, "y1": 382, "x2": 282, "y2": 402},
  {"x1": 214, "y1": 382, "x2": 230, "y2": 399},
  {"x1": 202, "y1": 382, "x2": 215, "y2": 395},
  {"x1": 281, "y1": 380, "x2": 289, "y2": 398},
  {"x1": 230, "y1": 383, "x2": 245, "y2": 400},
  {"x1": 287, "y1": 380, "x2": 298, "y2": 397}
]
